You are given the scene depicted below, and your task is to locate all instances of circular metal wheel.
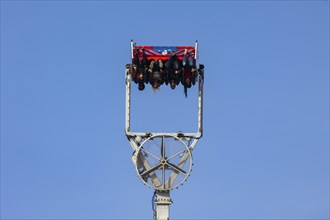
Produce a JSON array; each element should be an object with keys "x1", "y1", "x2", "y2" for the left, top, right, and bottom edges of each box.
[{"x1": 135, "y1": 135, "x2": 193, "y2": 191}]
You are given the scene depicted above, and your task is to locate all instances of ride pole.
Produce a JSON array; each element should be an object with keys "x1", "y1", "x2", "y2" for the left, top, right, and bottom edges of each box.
[{"x1": 154, "y1": 190, "x2": 172, "y2": 220}]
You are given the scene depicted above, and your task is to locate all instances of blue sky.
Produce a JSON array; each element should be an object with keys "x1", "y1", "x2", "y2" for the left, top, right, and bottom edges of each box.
[{"x1": 1, "y1": 1, "x2": 329, "y2": 219}]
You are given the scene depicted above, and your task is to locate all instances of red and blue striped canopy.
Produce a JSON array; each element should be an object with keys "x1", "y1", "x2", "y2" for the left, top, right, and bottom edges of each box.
[{"x1": 133, "y1": 46, "x2": 196, "y2": 61}]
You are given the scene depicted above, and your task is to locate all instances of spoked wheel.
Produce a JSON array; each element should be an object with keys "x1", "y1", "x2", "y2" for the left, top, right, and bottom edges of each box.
[{"x1": 135, "y1": 135, "x2": 193, "y2": 191}]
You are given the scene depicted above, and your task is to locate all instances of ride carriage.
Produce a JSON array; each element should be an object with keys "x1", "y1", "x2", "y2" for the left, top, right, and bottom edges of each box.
[{"x1": 129, "y1": 41, "x2": 203, "y2": 93}]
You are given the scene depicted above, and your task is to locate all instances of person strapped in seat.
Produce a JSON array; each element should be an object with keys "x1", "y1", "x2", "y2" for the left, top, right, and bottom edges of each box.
[
  {"x1": 182, "y1": 49, "x2": 197, "y2": 97},
  {"x1": 133, "y1": 48, "x2": 148, "y2": 91},
  {"x1": 164, "y1": 51, "x2": 182, "y2": 90},
  {"x1": 148, "y1": 59, "x2": 164, "y2": 91}
]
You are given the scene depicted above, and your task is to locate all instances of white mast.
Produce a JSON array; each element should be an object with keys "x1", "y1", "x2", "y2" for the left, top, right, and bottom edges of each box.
[{"x1": 125, "y1": 40, "x2": 204, "y2": 220}]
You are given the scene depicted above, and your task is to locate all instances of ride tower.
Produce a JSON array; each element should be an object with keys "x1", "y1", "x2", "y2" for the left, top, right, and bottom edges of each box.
[{"x1": 125, "y1": 40, "x2": 204, "y2": 220}]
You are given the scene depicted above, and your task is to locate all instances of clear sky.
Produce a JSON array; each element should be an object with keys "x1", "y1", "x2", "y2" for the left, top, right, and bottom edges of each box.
[{"x1": 1, "y1": 1, "x2": 329, "y2": 219}]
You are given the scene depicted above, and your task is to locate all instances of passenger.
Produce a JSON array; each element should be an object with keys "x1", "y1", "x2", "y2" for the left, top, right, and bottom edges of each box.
[
  {"x1": 148, "y1": 59, "x2": 164, "y2": 91},
  {"x1": 182, "y1": 70, "x2": 192, "y2": 97},
  {"x1": 182, "y1": 61, "x2": 196, "y2": 87},
  {"x1": 165, "y1": 52, "x2": 181, "y2": 75},
  {"x1": 170, "y1": 79, "x2": 178, "y2": 90},
  {"x1": 134, "y1": 48, "x2": 148, "y2": 66},
  {"x1": 182, "y1": 49, "x2": 195, "y2": 69},
  {"x1": 166, "y1": 68, "x2": 180, "y2": 90},
  {"x1": 138, "y1": 82, "x2": 145, "y2": 91},
  {"x1": 136, "y1": 72, "x2": 145, "y2": 91},
  {"x1": 183, "y1": 49, "x2": 196, "y2": 75},
  {"x1": 182, "y1": 49, "x2": 197, "y2": 97},
  {"x1": 151, "y1": 72, "x2": 162, "y2": 91},
  {"x1": 133, "y1": 48, "x2": 148, "y2": 84},
  {"x1": 182, "y1": 69, "x2": 193, "y2": 88},
  {"x1": 148, "y1": 59, "x2": 164, "y2": 83},
  {"x1": 165, "y1": 52, "x2": 182, "y2": 89},
  {"x1": 132, "y1": 48, "x2": 148, "y2": 90}
]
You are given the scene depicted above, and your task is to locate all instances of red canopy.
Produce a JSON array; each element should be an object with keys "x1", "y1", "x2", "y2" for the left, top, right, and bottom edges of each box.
[{"x1": 133, "y1": 46, "x2": 196, "y2": 61}]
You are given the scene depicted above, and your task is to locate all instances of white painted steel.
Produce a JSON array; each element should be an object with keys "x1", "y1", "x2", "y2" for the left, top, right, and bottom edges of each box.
[
  {"x1": 125, "y1": 41, "x2": 204, "y2": 220},
  {"x1": 155, "y1": 191, "x2": 172, "y2": 220},
  {"x1": 134, "y1": 135, "x2": 193, "y2": 191}
]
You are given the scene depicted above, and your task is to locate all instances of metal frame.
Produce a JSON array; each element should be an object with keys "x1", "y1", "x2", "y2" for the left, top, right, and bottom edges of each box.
[
  {"x1": 125, "y1": 40, "x2": 204, "y2": 220},
  {"x1": 125, "y1": 40, "x2": 203, "y2": 149}
]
